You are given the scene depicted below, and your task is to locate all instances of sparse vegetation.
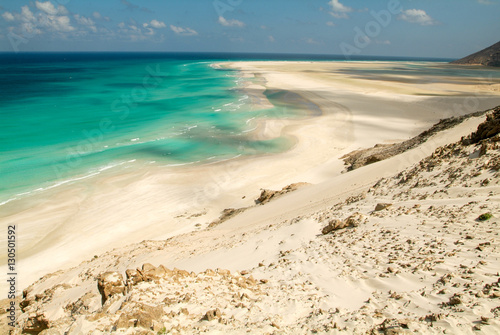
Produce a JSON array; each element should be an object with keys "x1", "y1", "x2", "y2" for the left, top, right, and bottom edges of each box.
[{"x1": 478, "y1": 213, "x2": 493, "y2": 221}]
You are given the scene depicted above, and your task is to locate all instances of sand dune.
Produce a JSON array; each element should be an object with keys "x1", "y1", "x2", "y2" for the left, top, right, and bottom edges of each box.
[{"x1": 9, "y1": 106, "x2": 500, "y2": 335}]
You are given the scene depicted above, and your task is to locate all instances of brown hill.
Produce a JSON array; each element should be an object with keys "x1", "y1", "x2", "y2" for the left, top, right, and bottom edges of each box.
[{"x1": 451, "y1": 40, "x2": 500, "y2": 67}]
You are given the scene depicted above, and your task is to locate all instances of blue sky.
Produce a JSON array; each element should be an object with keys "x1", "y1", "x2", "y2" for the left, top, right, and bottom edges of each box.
[{"x1": 0, "y1": 0, "x2": 498, "y2": 58}]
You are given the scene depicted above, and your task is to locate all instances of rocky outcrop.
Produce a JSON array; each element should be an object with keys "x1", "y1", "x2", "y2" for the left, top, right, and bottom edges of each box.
[
  {"x1": 15, "y1": 265, "x2": 265, "y2": 334},
  {"x1": 97, "y1": 272, "x2": 125, "y2": 305},
  {"x1": 208, "y1": 208, "x2": 247, "y2": 228},
  {"x1": 322, "y1": 212, "x2": 367, "y2": 234},
  {"x1": 114, "y1": 303, "x2": 163, "y2": 330},
  {"x1": 465, "y1": 106, "x2": 500, "y2": 144},
  {"x1": 256, "y1": 182, "x2": 310, "y2": 205},
  {"x1": 203, "y1": 308, "x2": 222, "y2": 321},
  {"x1": 375, "y1": 203, "x2": 392, "y2": 211},
  {"x1": 451, "y1": 40, "x2": 500, "y2": 67},
  {"x1": 208, "y1": 182, "x2": 311, "y2": 228},
  {"x1": 22, "y1": 313, "x2": 50, "y2": 334},
  {"x1": 342, "y1": 108, "x2": 493, "y2": 171}
]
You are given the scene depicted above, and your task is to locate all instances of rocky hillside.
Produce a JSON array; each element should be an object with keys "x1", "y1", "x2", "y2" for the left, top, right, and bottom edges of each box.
[
  {"x1": 5, "y1": 107, "x2": 500, "y2": 334},
  {"x1": 451, "y1": 40, "x2": 500, "y2": 67}
]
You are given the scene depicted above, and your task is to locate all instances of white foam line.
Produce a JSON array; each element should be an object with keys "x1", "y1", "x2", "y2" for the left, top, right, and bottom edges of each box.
[{"x1": 0, "y1": 161, "x2": 134, "y2": 207}]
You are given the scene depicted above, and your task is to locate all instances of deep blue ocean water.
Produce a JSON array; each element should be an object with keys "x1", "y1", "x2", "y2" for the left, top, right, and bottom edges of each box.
[{"x1": 0, "y1": 52, "x2": 452, "y2": 205}]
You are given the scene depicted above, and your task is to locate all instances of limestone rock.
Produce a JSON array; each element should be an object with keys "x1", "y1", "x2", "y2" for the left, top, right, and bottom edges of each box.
[
  {"x1": 125, "y1": 269, "x2": 143, "y2": 287},
  {"x1": 208, "y1": 208, "x2": 247, "y2": 228},
  {"x1": 115, "y1": 303, "x2": 163, "y2": 330},
  {"x1": 375, "y1": 203, "x2": 393, "y2": 211},
  {"x1": 256, "y1": 183, "x2": 310, "y2": 205},
  {"x1": 65, "y1": 292, "x2": 98, "y2": 315},
  {"x1": 23, "y1": 313, "x2": 49, "y2": 334},
  {"x1": 448, "y1": 294, "x2": 462, "y2": 306},
  {"x1": 204, "y1": 308, "x2": 222, "y2": 321},
  {"x1": 377, "y1": 318, "x2": 410, "y2": 335},
  {"x1": 322, "y1": 213, "x2": 367, "y2": 234},
  {"x1": 256, "y1": 189, "x2": 277, "y2": 205},
  {"x1": 467, "y1": 107, "x2": 500, "y2": 144},
  {"x1": 344, "y1": 212, "x2": 367, "y2": 227},
  {"x1": 97, "y1": 272, "x2": 125, "y2": 305},
  {"x1": 139, "y1": 263, "x2": 168, "y2": 282},
  {"x1": 321, "y1": 219, "x2": 344, "y2": 234}
]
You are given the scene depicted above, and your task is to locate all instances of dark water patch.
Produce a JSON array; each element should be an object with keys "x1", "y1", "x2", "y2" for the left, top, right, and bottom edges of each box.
[{"x1": 265, "y1": 89, "x2": 322, "y2": 117}]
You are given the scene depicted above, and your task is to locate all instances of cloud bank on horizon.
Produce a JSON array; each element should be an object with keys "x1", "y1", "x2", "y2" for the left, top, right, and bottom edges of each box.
[{"x1": 0, "y1": 0, "x2": 498, "y2": 58}]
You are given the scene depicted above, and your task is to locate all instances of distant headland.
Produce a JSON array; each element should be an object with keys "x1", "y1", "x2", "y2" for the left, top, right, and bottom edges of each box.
[{"x1": 451, "y1": 40, "x2": 500, "y2": 67}]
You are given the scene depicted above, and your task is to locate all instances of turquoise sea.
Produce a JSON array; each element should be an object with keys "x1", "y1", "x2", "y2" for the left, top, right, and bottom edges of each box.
[
  {"x1": 0, "y1": 53, "x2": 301, "y2": 205},
  {"x1": 0, "y1": 52, "x2": 452, "y2": 206}
]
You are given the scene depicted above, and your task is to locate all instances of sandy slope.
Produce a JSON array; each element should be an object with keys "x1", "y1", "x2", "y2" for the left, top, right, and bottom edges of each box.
[{"x1": 7, "y1": 107, "x2": 500, "y2": 335}]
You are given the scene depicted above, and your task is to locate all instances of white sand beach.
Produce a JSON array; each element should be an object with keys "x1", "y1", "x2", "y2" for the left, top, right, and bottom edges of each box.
[{"x1": 2, "y1": 61, "x2": 500, "y2": 334}]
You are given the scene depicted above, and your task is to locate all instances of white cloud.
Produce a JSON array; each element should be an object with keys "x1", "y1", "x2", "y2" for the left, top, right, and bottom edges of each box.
[
  {"x1": 35, "y1": 1, "x2": 68, "y2": 16},
  {"x1": 116, "y1": 20, "x2": 161, "y2": 41},
  {"x1": 150, "y1": 19, "x2": 166, "y2": 29},
  {"x1": 326, "y1": 21, "x2": 336, "y2": 26},
  {"x1": 268, "y1": 35, "x2": 275, "y2": 42},
  {"x1": 92, "y1": 12, "x2": 101, "y2": 19},
  {"x1": 218, "y1": 16, "x2": 245, "y2": 27},
  {"x1": 74, "y1": 14, "x2": 94, "y2": 26},
  {"x1": 2, "y1": 12, "x2": 15, "y2": 21},
  {"x1": 329, "y1": 0, "x2": 352, "y2": 13},
  {"x1": 58, "y1": 6, "x2": 69, "y2": 15},
  {"x1": 45, "y1": 15, "x2": 74, "y2": 32},
  {"x1": 21, "y1": 6, "x2": 36, "y2": 22},
  {"x1": 35, "y1": 1, "x2": 58, "y2": 15},
  {"x1": 398, "y1": 9, "x2": 438, "y2": 26},
  {"x1": 477, "y1": 0, "x2": 494, "y2": 4},
  {"x1": 144, "y1": 27, "x2": 155, "y2": 35},
  {"x1": 375, "y1": 40, "x2": 391, "y2": 45},
  {"x1": 74, "y1": 14, "x2": 97, "y2": 33},
  {"x1": 328, "y1": 0, "x2": 352, "y2": 19},
  {"x1": 21, "y1": 22, "x2": 42, "y2": 35},
  {"x1": 170, "y1": 24, "x2": 198, "y2": 36},
  {"x1": 3, "y1": 3, "x2": 76, "y2": 37}
]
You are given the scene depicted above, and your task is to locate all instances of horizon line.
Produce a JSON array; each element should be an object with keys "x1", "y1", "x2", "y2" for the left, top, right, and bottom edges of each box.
[{"x1": 0, "y1": 51, "x2": 455, "y2": 61}]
